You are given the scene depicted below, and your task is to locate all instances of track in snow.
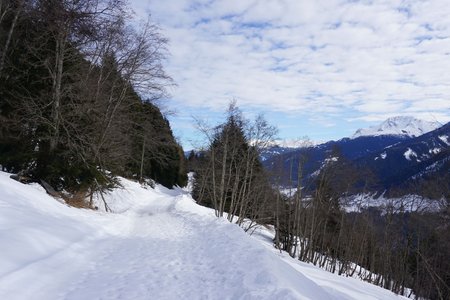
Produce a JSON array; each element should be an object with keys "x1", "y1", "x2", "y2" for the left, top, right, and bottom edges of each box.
[{"x1": 0, "y1": 173, "x2": 408, "y2": 300}]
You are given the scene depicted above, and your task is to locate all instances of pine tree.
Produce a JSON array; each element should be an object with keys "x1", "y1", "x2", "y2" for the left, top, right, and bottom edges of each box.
[{"x1": 193, "y1": 103, "x2": 277, "y2": 228}]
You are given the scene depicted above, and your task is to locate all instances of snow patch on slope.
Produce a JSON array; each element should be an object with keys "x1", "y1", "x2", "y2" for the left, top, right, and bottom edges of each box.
[
  {"x1": 438, "y1": 135, "x2": 450, "y2": 145},
  {"x1": 404, "y1": 148, "x2": 418, "y2": 161},
  {"x1": 374, "y1": 152, "x2": 388, "y2": 160},
  {"x1": 352, "y1": 116, "x2": 441, "y2": 139},
  {"x1": 429, "y1": 148, "x2": 441, "y2": 155}
]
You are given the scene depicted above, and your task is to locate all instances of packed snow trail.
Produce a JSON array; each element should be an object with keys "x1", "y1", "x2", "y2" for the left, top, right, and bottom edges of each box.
[{"x1": 0, "y1": 172, "x2": 408, "y2": 299}]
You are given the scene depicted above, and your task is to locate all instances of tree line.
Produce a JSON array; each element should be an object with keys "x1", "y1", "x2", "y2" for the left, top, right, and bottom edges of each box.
[
  {"x1": 272, "y1": 153, "x2": 449, "y2": 300},
  {"x1": 0, "y1": 0, "x2": 186, "y2": 200}
]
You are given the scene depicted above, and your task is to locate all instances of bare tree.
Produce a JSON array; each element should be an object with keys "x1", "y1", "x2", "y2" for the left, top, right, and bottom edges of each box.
[{"x1": 192, "y1": 102, "x2": 278, "y2": 229}]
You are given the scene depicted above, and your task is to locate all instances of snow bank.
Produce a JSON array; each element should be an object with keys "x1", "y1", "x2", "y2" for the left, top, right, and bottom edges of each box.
[{"x1": 0, "y1": 171, "x2": 407, "y2": 299}]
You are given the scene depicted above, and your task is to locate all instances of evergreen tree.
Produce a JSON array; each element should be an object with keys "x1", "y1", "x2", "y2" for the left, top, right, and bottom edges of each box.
[
  {"x1": 0, "y1": 0, "x2": 186, "y2": 193},
  {"x1": 193, "y1": 103, "x2": 277, "y2": 228}
]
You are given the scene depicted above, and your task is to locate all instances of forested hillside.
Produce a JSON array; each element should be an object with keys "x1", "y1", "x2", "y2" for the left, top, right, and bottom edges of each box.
[{"x1": 0, "y1": 0, "x2": 186, "y2": 195}]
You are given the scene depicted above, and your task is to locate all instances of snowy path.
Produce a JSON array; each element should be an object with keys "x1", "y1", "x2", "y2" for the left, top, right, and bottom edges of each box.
[{"x1": 0, "y1": 172, "x2": 408, "y2": 299}]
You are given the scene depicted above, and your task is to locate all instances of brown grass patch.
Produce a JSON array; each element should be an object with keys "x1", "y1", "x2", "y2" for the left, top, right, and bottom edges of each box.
[{"x1": 61, "y1": 189, "x2": 93, "y2": 209}]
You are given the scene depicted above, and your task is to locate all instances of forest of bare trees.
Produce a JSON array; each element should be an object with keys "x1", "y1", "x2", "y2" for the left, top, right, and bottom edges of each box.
[{"x1": 271, "y1": 152, "x2": 450, "y2": 300}]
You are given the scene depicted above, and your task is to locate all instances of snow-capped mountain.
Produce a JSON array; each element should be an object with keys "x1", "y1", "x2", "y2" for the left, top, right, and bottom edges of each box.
[
  {"x1": 270, "y1": 138, "x2": 323, "y2": 148},
  {"x1": 263, "y1": 134, "x2": 408, "y2": 186},
  {"x1": 263, "y1": 120, "x2": 449, "y2": 197},
  {"x1": 354, "y1": 121, "x2": 450, "y2": 191},
  {"x1": 352, "y1": 116, "x2": 441, "y2": 139},
  {"x1": 262, "y1": 117, "x2": 442, "y2": 168},
  {"x1": 258, "y1": 139, "x2": 321, "y2": 162}
]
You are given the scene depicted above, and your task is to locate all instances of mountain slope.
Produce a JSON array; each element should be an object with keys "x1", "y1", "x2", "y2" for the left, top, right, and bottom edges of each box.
[
  {"x1": 353, "y1": 121, "x2": 450, "y2": 190},
  {"x1": 352, "y1": 116, "x2": 441, "y2": 138},
  {"x1": 264, "y1": 135, "x2": 407, "y2": 186},
  {"x1": 263, "y1": 118, "x2": 447, "y2": 194},
  {"x1": 0, "y1": 172, "x2": 408, "y2": 300}
]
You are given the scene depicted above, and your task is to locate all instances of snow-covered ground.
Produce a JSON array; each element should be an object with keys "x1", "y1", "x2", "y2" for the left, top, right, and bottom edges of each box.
[{"x1": 0, "y1": 171, "x2": 408, "y2": 300}]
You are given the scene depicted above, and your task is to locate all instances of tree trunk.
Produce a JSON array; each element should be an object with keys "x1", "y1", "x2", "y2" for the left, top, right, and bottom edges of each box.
[
  {"x1": 218, "y1": 133, "x2": 228, "y2": 217},
  {"x1": 0, "y1": 0, "x2": 22, "y2": 76},
  {"x1": 139, "y1": 137, "x2": 146, "y2": 182},
  {"x1": 50, "y1": 32, "x2": 66, "y2": 151}
]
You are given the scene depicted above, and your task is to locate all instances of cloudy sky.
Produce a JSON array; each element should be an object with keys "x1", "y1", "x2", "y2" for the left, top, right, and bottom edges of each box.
[{"x1": 131, "y1": 0, "x2": 450, "y2": 149}]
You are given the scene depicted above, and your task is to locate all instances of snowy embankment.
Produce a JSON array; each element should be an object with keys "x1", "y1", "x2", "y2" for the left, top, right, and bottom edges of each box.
[{"x1": 0, "y1": 171, "x2": 407, "y2": 300}]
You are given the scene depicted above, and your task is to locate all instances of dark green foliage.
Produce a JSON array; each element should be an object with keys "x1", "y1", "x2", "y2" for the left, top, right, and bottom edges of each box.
[
  {"x1": 125, "y1": 101, "x2": 187, "y2": 188},
  {"x1": 0, "y1": 0, "x2": 185, "y2": 192}
]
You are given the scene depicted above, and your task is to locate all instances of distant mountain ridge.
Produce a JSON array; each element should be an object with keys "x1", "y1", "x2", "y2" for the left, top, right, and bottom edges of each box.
[
  {"x1": 353, "y1": 121, "x2": 450, "y2": 192},
  {"x1": 263, "y1": 134, "x2": 408, "y2": 187},
  {"x1": 262, "y1": 117, "x2": 449, "y2": 197},
  {"x1": 352, "y1": 116, "x2": 441, "y2": 138}
]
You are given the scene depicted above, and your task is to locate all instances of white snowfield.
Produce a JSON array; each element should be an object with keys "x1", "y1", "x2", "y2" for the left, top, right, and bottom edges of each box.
[{"x1": 0, "y1": 171, "x2": 408, "y2": 300}]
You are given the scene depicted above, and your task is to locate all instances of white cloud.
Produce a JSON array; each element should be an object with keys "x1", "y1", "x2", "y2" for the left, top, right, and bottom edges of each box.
[{"x1": 134, "y1": 0, "x2": 450, "y2": 127}]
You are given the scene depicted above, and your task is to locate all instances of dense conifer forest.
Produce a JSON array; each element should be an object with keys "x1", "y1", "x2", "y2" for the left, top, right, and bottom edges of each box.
[{"x1": 0, "y1": 0, "x2": 186, "y2": 196}]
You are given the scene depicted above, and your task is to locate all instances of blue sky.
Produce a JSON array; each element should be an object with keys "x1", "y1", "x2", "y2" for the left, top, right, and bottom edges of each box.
[{"x1": 131, "y1": 0, "x2": 450, "y2": 150}]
